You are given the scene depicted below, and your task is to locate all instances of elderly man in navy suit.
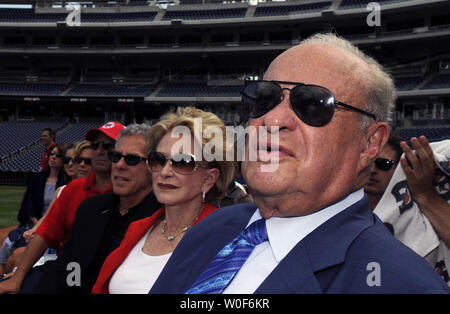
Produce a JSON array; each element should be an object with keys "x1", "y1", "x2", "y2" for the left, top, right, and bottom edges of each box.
[{"x1": 150, "y1": 33, "x2": 450, "y2": 294}]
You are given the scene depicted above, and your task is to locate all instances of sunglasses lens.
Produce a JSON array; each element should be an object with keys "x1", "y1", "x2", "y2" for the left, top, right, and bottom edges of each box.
[
  {"x1": 103, "y1": 142, "x2": 115, "y2": 151},
  {"x1": 91, "y1": 141, "x2": 114, "y2": 151},
  {"x1": 63, "y1": 157, "x2": 72, "y2": 164},
  {"x1": 148, "y1": 152, "x2": 197, "y2": 174},
  {"x1": 242, "y1": 81, "x2": 281, "y2": 118},
  {"x1": 124, "y1": 155, "x2": 141, "y2": 166},
  {"x1": 148, "y1": 151, "x2": 167, "y2": 172},
  {"x1": 90, "y1": 141, "x2": 99, "y2": 150},
  {"x1": 171, "y1": 153, "x2": 197, "y2": 175},
  {"x1": 108, "y1": 151, "x2": 122, "y2": 163},
  {"x1": 108, "y1": 151, "x2": 143, "y2": 166},
  {"x1": 75, "y1": 157, "x2": 91, "y2": 165},
  {"x1": 291, "y1": 85, "x2": 335, "y2": 127},
  {"x1": 375, "y1": 158, "x2": 394, "y2": 171}
]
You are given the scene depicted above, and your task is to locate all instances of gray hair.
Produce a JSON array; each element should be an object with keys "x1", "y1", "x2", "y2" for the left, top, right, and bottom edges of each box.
[
  {"x1": 300, "y1": 33, "x2": 396, "y2": 129},
  {"x1": 116, "y1": 123, "x2": 152, "y2": 153}
]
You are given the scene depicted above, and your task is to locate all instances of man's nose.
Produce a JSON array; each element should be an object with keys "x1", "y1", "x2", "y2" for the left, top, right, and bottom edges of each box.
[{"x1": 260, "y1": 90, "x2": 297, "y2": 132}]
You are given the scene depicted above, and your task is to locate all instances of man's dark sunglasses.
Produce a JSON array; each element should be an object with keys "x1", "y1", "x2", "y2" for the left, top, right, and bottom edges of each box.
[
  {"x1": 90, "y1": 141, "x2": 115, "y2": 151},
  {"x1": 375, "y1": 158, "x2": 396, "y2": 171},
  {"x1": 241, "y1": 80, "x2": 376, "y2": 127},
  {"x1": 148, "y1": 151, "x2": 200, "y2": 175},
  {"x1": 108, "y1": 151, "x2": 147, "y2": 166},
  {"x1": 74, "y1": 157, "x2": 92, "y2": 165}
]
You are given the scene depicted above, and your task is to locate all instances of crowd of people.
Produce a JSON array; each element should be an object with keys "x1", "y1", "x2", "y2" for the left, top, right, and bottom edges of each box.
[{"x1": 0, "y1": 31, "x2": 449, "y2": 294}]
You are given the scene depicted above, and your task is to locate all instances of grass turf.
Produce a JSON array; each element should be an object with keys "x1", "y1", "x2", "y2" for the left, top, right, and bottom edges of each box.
[{"x1": 0, "y1": 185, "x2": 25, "y2": 228}]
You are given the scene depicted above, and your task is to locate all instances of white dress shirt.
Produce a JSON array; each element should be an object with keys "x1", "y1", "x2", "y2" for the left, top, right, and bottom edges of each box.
[{"x1": 223, "y1": 189, "x2": 365, "y2": 294}]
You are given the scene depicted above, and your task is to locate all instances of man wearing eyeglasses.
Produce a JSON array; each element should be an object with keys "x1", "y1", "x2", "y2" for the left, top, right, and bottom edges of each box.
[
  {"x1": 0, "y1": 122, "x2": 124, "y2": 294},
  {"x1": 150, "y1": 33, "x2": 450, "y2": 294},
  {"x1": 364, "y1": 132, "x2": 404, "y2": 211},
  {"x1": 27, "y1": 124, "x2": 161, "y2": 294}
]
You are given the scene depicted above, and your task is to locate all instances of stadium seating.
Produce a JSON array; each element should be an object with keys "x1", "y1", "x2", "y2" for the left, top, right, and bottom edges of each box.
[
  {"x1": 54, "y1": 122, "x2": 101, "y2": 143},
  {"x1": 66, "y1": 84, "x2": 156, "y2": 97},
  {"x1": 398, "y1": 127, "x2": 450, "y2": 142},
  {"x1": 0, "y1": 121, "x2": 63, "y2": 160},
  {"x1": 254, "y1": 1, "x2": 332, "y2": 17},
  {"x1": 0, "y1": 8, "x2": 65, "y2": 22},
  {"x1": 162, "y1": 8, "x2": 247, "y2": 21},
  {"x1": 0, "y1": 83, "x2": 67, "y2": 96},
  {"x1": 0, "y1": 146, "x2": 44, "y2": 172},
  {"x1": 0, "y1": 121, "x2": 100, "y2": 172},
  {"x1": 339, "y1": 0, "x2": 414, "y2": 9},
  {"x1": 394, "y1": 76, "x2": 423, "y2": 91},
  {"x1": 421, "y1": 74, "x2": 450, "y2": 90},
  {"x1": 0, "y1": 8, "x2": 157, "y2": 23},
  {"x1": 157, "y1": 83, "x2": 242, "y2": 97}
]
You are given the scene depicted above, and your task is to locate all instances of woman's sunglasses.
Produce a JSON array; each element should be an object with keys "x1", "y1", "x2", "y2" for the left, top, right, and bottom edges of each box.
[
  {"x1": 374, "y1": 158, "x2": 396, "y2": 171},
  {"x1": 49, "y1": 151, "x2": 63, "y2": 158},
  {"x1": 74, "y1": 157, "x2": 92, "y2": 165},
  {"x1": 62, "y1": 156, "x2": 73, "y2": 165},
  {"x1": 241, "y1": 80, "x2": 376, "y2": 127},
  {"x1": 108, "y1": 151, "x2": 147, "y2": 166},
  {"x1": 148, "y1": 151, "x2": 201, "y2": 175}
]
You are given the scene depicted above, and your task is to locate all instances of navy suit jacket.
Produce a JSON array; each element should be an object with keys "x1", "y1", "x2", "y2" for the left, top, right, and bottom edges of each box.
[{"x1": 150, "y1": 196, "x2": 450, "y2": 294}]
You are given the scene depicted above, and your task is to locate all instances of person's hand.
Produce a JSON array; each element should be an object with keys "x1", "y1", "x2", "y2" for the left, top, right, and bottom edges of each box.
[
  {"x1": 0, "y1": 273, "x2": 21, "y2": 294},
  {"x1": 400, "y1": 136, "x2": 435, "y2": 204},
  {"x1": 23, "y1": 228, "x2": 36, "y2": 243}
]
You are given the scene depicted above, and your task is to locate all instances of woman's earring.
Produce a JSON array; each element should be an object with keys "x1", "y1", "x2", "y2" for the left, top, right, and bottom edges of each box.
[{"x1": 202, "y1": 191, "x2": 206, "y2": 203}]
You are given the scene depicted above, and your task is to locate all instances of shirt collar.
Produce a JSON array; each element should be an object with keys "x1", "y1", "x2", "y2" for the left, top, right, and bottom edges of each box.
[
  {"x1": 85, "y1": 171, "x2": 113, "y2": 193},
  {"x1": 248, "y1": 188, "x2": 365, "y2": 262}
]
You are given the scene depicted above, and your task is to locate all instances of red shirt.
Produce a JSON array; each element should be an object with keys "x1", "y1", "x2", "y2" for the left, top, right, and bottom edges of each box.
[
  {"x1": 36, "y1": 172, "x2": 112, "y2": 252},
  {"x1": 40, "y1": 141, "x2": 55, "y2": 171}
]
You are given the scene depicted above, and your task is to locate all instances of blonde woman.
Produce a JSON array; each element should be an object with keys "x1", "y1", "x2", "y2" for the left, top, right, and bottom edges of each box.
[{"x1": 92, "y1": 106, "x2": 236, "y2": 294}]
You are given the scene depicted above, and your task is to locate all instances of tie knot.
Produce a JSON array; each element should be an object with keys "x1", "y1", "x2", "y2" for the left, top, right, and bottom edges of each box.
[{"x1": 242, "y1": 219, "x2": 268, "y2": 246}]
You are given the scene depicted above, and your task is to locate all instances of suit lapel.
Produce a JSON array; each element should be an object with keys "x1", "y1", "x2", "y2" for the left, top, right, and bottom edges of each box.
[
  {"x1": 256, "y1": 196, "x2": 375, "y2": 293},
  {"x1": 156, "y1": 203, "x2": 257, "y2": 293},
  {"x1": 255, "y1": 244, "x2": 322, "y2": 293}
]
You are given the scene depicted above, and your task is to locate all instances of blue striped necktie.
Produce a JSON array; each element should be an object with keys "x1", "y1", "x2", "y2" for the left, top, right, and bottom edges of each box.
[{"x1": 186, "y1": 218, "x2": 268, "y2": 294}]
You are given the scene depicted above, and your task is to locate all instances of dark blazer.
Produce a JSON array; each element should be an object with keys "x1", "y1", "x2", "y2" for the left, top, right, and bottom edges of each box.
[
  {"x1": 17, "y1": 171, "x2": 65, "y2": 225},
  {"x1": 150, "y1": 196, "x2": 450, "y2": 294},
  {"x1": 33, "y1": 190, "x2": 161, "y2": 294}
]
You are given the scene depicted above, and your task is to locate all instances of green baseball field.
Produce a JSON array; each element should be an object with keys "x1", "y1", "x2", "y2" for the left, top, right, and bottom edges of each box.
[{"x1": 0, "y1": 185, "x2": 25, "y2": 228}]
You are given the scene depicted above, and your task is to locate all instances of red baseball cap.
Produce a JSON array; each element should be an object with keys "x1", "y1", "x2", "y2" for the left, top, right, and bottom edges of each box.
[{"x1": 85, "y1": 121, "x2": 125, "y2": 141}]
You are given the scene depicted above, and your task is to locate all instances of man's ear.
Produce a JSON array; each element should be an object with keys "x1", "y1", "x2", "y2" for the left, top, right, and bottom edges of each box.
[{"x1": 359, "y1": 122, "x2": 390, "y2": 170}]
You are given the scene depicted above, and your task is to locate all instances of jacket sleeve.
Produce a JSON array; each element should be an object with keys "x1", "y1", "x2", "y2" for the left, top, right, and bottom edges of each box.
[{"x1": 16, "y1": 173, "x2": 44, "y2": 225}]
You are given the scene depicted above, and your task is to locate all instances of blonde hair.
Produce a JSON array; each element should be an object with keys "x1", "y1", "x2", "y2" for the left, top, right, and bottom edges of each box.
[
  {"x1": 72, "y1": 140, "x2": 92, "y2": 159},
  {"x1": 148, "y1": 106, "x2": 236, "y2": 202}
]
